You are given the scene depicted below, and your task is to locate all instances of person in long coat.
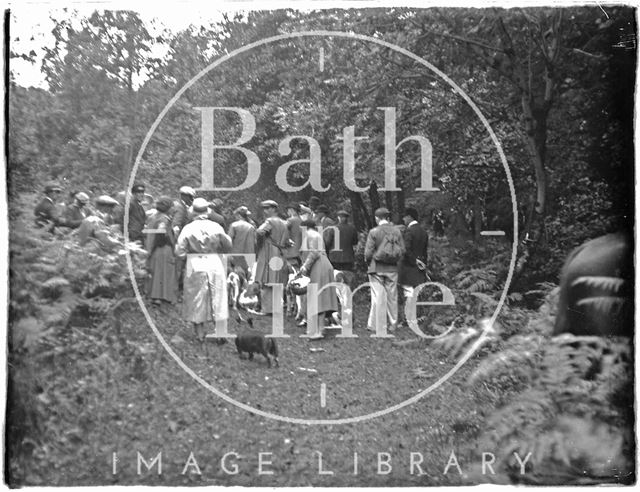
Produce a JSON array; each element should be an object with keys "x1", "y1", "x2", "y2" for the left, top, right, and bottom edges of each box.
[
  {"x1": 285, "y1": 203, "x2": 303, "y2": 270},
  {"x1": 171, "y1": 186, "x2": 195, "y2": 291},
  {"x1": 299, "y1": 219, "x2": 339, "y2": 339},
  {"x1": 398, "y1": 207, "x2": 429, "y2": 302},
  {"x1": 175, "y1": 198, "x2": 232, "y2": 342},
  {"x1": 254, "y1": 200, "x2": 289, "y2": 315},
  {"x1": 228, "y1": 205, "x2": 257, "y2": 276},
  {"x1": 146, "y1": 197, "x2": 178, "y2": 305}
]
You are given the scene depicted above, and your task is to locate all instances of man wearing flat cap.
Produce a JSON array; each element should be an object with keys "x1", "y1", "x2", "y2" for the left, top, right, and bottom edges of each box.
[
  {"x1": 60, "y1": 191, "x2": 91, "y2": 229},
  {"x1": 77, "y1": 195, "x2": 120, "y2": 248},
  {"x1": 299, "y1": 202, "x2": 313, "y2": 221},
  {"x1": 175, "y1": 197, "x2": 232, "y2": 342},
  {"x1": 172, "y1": 186, "x2": 195, "y2": 237},
  {"x1": 207, "y1": 198, "x2": 227, "y2": 230},
  {"x1": 228, "y1": 205, "x2": 257, "y2": 275},
  {"x1": 308, "y1": 196, "x2": 321, "y2": 222},
  {"x1": 315, "y1": 204, "x2": 334, "y2": 229},
  {"x1": 314, "y1": 204, "x2": 337, "y2": 255},
  {"x1": 364, "y1": 207, "x2": 406, "y2": 333},
  {"x1": 254, "y1": 200, "x2": 289, "y2": 315},
  {"x1": 34, "y1": 181, "x2": 63, "y2": 229},
  {"x1": 127, "y1": 183, "x2": 147, "y2": 244}
]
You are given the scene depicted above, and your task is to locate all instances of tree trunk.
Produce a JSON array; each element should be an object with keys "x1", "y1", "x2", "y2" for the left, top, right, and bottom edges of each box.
[
  {"x1": 349, "y1": 190, "x2": 369, "y2": 231},
  {"x1": 385, "y1": 191, "x2": 395, "y2": 222},
  {"x1": 473, "y1": 195, "x2": 483, "y2": 242},
  {"x1": 396, "y1": 186, "x2": 406, "y2": 222},
  {"x1": 369, "y1": 180, "x2": 381, "y2": 224}
]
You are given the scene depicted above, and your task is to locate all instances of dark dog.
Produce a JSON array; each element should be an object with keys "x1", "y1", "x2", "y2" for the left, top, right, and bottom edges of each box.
[{"x1": 235, "y1": 318, "x2": 279, "y2": 367}]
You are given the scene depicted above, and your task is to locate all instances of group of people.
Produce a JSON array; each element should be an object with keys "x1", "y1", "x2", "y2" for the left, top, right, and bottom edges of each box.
[{"x1": 34, "y1": 181, "x2": 430, "y2": 342}]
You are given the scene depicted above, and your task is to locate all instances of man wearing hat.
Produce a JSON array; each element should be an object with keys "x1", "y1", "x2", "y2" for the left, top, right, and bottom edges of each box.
[
  {"x1": 314, "y1": 204, "x2": 334, "y2": 230},
  {"x1": 77, "y1": 195, "x2": 120, "y2": 248},
  {"x1": 60, "y1": 191, "x2": 91, "y2": 229},
  {"x1": 207, "y1": 198, "x2": 227, "y2": 229},
  {"x1": 314, "y1": 204, "x2": 337, "y2": 256},
  {"x1": 299, "y1": 201, "x2": 313, "y2": 221},
  {"x1": 254, "y1": 200, "x2": 289, "y2": 315},
  {"x1": 328, "y1": 210, "x2": 359, "y2": 278},
  {"x1": 34, "y1": 182, "x2": 63, "y2": 228},
  {"x1": 398, "y1": 207, "x2": 429, "y2": 314},
  {"x1": 171, "y1": 186, "x2": 195, "y2": 291},
  {"x1": 364, "y1": 207, "x2": 406, "y2": 333},
  {"x1": 127, "y1": 183, "x2": 147, "y2": 243},
  {"x1": 228, "y1": 205, "x2": 257, "y2": 275},
  {"x1": 171, "y1": 186, "x2": 195, "y2": 237},
  {"x1": 308, "y1": 196, "x2": 321, "y2": 222},
  {"x1": 175, "y1": 197, "x2": 232, "y2": 342},
  {"x1": 97, "y1": 195, "x2": 120, "y2": 226}
]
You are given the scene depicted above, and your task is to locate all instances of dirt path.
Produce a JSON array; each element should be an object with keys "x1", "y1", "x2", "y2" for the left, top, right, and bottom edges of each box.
[{"x1": 33, "y1": 296, "x2": 490, "y2": 486}]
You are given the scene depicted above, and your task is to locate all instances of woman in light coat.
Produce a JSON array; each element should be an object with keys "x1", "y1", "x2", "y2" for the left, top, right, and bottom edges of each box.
[{"x1": 299, "y1": 219, "x2": 339, "y2": 339}]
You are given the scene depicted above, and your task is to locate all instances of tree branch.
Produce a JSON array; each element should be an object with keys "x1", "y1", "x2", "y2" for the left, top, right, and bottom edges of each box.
[
  {"x1": 572, "y1": 48, "x2": 607, "y2": 60},
  {"x1": 425, "y1": 31, "x2": 507, "y2": 54}
]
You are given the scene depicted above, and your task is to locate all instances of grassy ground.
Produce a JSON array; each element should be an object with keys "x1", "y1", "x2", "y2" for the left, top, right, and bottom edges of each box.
[
  {"x1": 9, "y1": 195, "x2": 633, "y2": 486},
  {"x1": 22, "y1": 293, "x2": 497, "y2": 486}
]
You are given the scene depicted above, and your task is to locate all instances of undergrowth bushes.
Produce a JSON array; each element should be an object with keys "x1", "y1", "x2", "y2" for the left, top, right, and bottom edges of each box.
[
  {"x1": 7, "y1": 202, "x2": 148, "y2": 485},
  {"x1": 430, "y1": 268, "x2": 634, "y2": 485}
]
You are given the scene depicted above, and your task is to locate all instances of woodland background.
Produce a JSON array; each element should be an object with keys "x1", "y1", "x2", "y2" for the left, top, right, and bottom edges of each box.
[
  {"x1": 5, "y1": 6, "x2": 636, "y2": 486},
  {"x1": 8, "y1": 6, "x2": 636, "y2": 283}
]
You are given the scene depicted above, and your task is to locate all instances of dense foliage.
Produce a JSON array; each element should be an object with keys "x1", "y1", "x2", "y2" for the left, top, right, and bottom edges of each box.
[
  {"x1": 6, "y1": 6, "x2": 635, "y2": 486},
  {"x1": 8, "y1": 6, "x2": 635, "y2": 282}
]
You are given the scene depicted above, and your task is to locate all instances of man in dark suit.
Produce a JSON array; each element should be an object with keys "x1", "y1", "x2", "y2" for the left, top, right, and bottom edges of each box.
[
  {"x1": 398, "y1": 207, "x2": 429, "y2": 302},
  {"x1": 34, "y1": 182, "x2": 62, "y2": 228},
  {"x1": 127, "y1": 183, "x2": 147, "y2": 243},
  {"x1": 328, "y1": 210, "x2": 359, "y2": 277},
  {"x1": 315, "y1": 204, "x2": 335, "y2": 253}
]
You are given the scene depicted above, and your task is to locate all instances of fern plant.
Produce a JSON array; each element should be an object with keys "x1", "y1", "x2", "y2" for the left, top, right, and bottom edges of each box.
[{"x1": 466, "y1": 333, "x2": 633, "y2": 485}]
